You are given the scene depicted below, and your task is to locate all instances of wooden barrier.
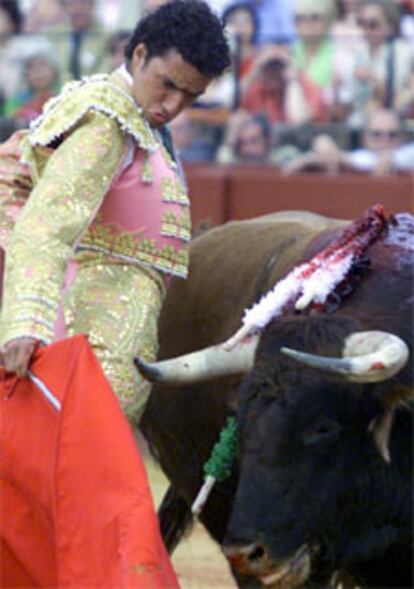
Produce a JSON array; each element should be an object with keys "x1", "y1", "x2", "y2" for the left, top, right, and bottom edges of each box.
[
  {"x1": 184, "y1": 164, "x2": 414, "y2": 226},
  {"x1": 0, "y1": 168, "x2": 411, "y2": 286},
  {"x1": 185, "y1": 164, "x2": 228, "y2": 228}
]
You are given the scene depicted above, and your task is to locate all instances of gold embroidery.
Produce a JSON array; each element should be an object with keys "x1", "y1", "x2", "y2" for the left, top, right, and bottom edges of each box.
[
  {"x1": 0, "y1": 130, "x2": 33, "y2": 248},
  {"x1": 161, "y1": 176, "x2": 190, "y2": 205},
  {"x1": 0, "y1": 112, "x2": 125, "y2": 345},
  {"x1": 80, "y1": 214, "x2": 189, "y2": 277},
  {"x1": 28, "y1": 74, "x2": 157, "y2": 153},
  {"x1": 62, "y1": 258, "x2": 165, "y2": 421},
  {"x1": 161, "y1": 209, "x2": 191, "y2": 241},
  {"x1": 0, "y1": 73, "x2": 191, "y2": 351},
  {"x1": 141, "y1": 154, "x2": 154, "y2": 183}
]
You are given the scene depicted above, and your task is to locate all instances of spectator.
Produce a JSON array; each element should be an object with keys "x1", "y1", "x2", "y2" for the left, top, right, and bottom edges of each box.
[
  {"x1": 207, "y1": 0, "x2": 296, "y2": 43},
  {"x1": 249, "y1": 0, "x2": 296, "y2": 44},
  {"x1": 206, "y1": 0, "x2": 232, "y2": 15},
  {"x1": 211, "y1": 1, "x2": 259, "y2": 111},
  {"x1": 396, "y1": 0, "x2": 414, "y2": 42},
  {"x1": 142, "y1": 0, "x2": 170, "y2": 12},
  {"x1": 292, "y1": 0, "x2": 356, "y2": 122},
  {"x1": 348, "y1": 0, "x2": 414, "y2": 129},
  {"x1": 94, "y1": 0, "x2": 142, "y2": 31},
  {"x1": 222, "y1": 2, "x2": 259, "y2": 82},
  {"x1": 107, "y1": 29, "x2": 130, "y2": 72},
  {"x1": 169, "y1": 110, "x2": 215, "y2": 162},
  {"x1": 189, "y1": 2, "x2": 257, "y2": 112},
  {"x1": 23, "y1": 0, "x2": 66, "y2": 33},
  {"x1": 0, "y1": 0, "x2": 21, "y2": 105},
  {"x1": 241, "y1": 44, "x2": 328, "y2": 125},
  {"x1": 284, "y1": 107, "x2": 414, "y2": 175},
  {"x1": 3, "y1": 50, "x2": 60, "y2": 123},
  {"x1": 396, "y1": 68, "x2": 414, "y2": 121},
  {"x1": 0, "y1": 0, "x2": 52, "y2": 107},
  {"x1": 342, "y1": 107, "x2": 414, "y2": 174},
  {"x1": 216, "y1": 109, "x2": 301, "y2": 165},
  {"x1": 331, "y1": 0, "x2": 364, "y2": 49},
  {"x1": 43, "y1": 0, "x2": 111, "y2": 83}
]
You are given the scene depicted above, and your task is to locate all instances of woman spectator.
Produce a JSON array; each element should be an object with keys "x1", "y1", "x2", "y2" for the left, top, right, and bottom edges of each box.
[
  {"x1": 241, "y1": 44, "x2": 328, "y2": 125},
  {"x1": 107, "y1": 30, "x2": 130, "y2": 72},
  {"x1": 3, "y1": 50, "x2": 60, "y2": 123},
  {"x1": 331, "y1": 0, "x2": 364, "y2": 50},
  {"x1": 0, "y1": 1, "x2": 24, "y2": 107},
  {"x1": 195, "y1": 1, "x2": 259, "y2": 112},
  {"x1": 349, "y1": 0, "x2": 414, "y2": 130},
  {"x1": 0, "y1": 0, "x2": 51, "y2": 110},
  {"x1": 291, "y1": 0, "x2": 356, "y2": 122},
  {"x1": 222, "y1": 2, "x2": 259, "y2": 82},
  {"x1": 217, "y1": 109, "x2": 301, "y2": 165},
  {"x1": 23, "y1": 0, "x2": 66, "y2": 33}
]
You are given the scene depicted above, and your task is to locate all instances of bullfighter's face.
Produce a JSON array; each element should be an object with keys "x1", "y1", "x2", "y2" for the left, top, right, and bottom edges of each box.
[{"x1": 129, "y1": 44, "x2": 211, "y2": 128}]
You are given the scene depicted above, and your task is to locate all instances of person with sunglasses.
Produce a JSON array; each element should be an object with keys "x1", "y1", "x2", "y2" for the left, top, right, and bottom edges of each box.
[
  {"x1": 343, "y1": 107, "x2": 414, "y2": 174},
  {"x1": 283, "y1": 107, "x2": 414, "y2": 175},
  {"x1": 348, "y1": 0, "x2": 414, "y2": 131}
]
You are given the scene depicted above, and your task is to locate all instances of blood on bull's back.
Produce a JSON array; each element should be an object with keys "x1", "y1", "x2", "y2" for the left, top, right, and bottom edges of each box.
[{"x1": 139, "y1": 209, "x2": 413, "y2": 588}]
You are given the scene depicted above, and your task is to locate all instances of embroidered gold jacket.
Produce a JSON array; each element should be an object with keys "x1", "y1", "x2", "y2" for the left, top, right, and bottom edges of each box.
[{"x1": 0, "y1": 70, "x2": 191, "y2": 345}]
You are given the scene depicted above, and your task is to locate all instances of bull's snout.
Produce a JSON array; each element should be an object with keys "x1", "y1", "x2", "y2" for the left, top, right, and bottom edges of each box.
[
  {"x1": 223, "y1": 542, "x2": 313, "y2": 588},
  {"x1": 223, "y1": 542, "x2": 270, "y2": 576}
]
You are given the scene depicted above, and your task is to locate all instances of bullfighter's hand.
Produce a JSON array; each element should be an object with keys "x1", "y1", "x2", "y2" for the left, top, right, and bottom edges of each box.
[{"x1": 0, "y1": 337, "x2": 38, "y2": 378}]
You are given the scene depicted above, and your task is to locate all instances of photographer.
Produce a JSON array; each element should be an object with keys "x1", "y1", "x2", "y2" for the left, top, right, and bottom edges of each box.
[{"x1": 240, "y1": 44, "x2": 327, "y2": 124}]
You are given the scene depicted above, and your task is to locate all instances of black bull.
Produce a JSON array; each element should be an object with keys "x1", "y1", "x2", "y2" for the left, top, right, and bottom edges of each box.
[{"x1": 139, "y1": 211, "x2": 413, "y2": 588}]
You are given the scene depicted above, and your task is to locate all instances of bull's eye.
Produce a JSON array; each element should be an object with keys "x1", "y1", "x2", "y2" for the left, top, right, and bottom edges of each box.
[{"x1": 303, "y1": 419, "x2": 340, "y2": 446}]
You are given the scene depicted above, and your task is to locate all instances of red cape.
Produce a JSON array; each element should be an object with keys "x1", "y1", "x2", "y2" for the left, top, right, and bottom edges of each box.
[{"x1": 0, "y1": 335, "x2": 179, "y2": 588}]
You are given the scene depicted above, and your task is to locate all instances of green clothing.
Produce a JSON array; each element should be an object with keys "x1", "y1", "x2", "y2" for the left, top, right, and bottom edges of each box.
[{"x1": 292, "y1": 37, "x2": 335, "y2": 88}]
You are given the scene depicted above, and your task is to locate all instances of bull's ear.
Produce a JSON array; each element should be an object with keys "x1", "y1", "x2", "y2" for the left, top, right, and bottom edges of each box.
[
  {"x1": 368, "y1": 385, "x2": 413, "y2": 463},
  {"x1": 381, "y1": 384, "x2": 414, "y2": 408},
  {"x1": 368, "y1": 408, "x2": 395, "y2": 463}
]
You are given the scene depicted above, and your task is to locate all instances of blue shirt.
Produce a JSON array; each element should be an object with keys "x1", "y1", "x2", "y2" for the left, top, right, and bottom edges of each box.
[{"x1": 253, "y1": 0, "x2": 296, "y2": 44}]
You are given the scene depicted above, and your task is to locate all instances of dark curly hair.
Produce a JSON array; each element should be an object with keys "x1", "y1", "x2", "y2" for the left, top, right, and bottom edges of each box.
[{"x1": 125, "y1": 0, "x2": 231, "y2": 78}]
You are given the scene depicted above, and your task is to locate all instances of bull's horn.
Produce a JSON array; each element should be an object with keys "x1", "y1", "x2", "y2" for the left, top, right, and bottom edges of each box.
[
  {"x1": 134, "y1": 335, "x2": 259, "y2": 385},
  {"x1": 280, "y1": 331, "x2": 409, "y2": 383}
]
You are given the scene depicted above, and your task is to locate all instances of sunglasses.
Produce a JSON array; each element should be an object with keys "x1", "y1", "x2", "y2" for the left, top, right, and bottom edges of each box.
[
  {"x1": 294, "y1": 13, "x2": 325, "y2": 23},
  {"x1": 368, "y1": 130, "x2": 400, "y2": 140},
  {"x1": 357, "y1": 18, "x2": 382, "y2": 30}
]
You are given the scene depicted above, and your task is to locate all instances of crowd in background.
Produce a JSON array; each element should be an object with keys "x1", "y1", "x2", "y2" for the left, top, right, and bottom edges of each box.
[{"x1": 0, "y1": 0, "x2": 413, "y2": 175}]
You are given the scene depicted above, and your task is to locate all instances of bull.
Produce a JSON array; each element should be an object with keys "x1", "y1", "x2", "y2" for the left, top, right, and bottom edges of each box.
[{"x1": 137, "y1": 209, "x2": 413, "y2": 588}]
